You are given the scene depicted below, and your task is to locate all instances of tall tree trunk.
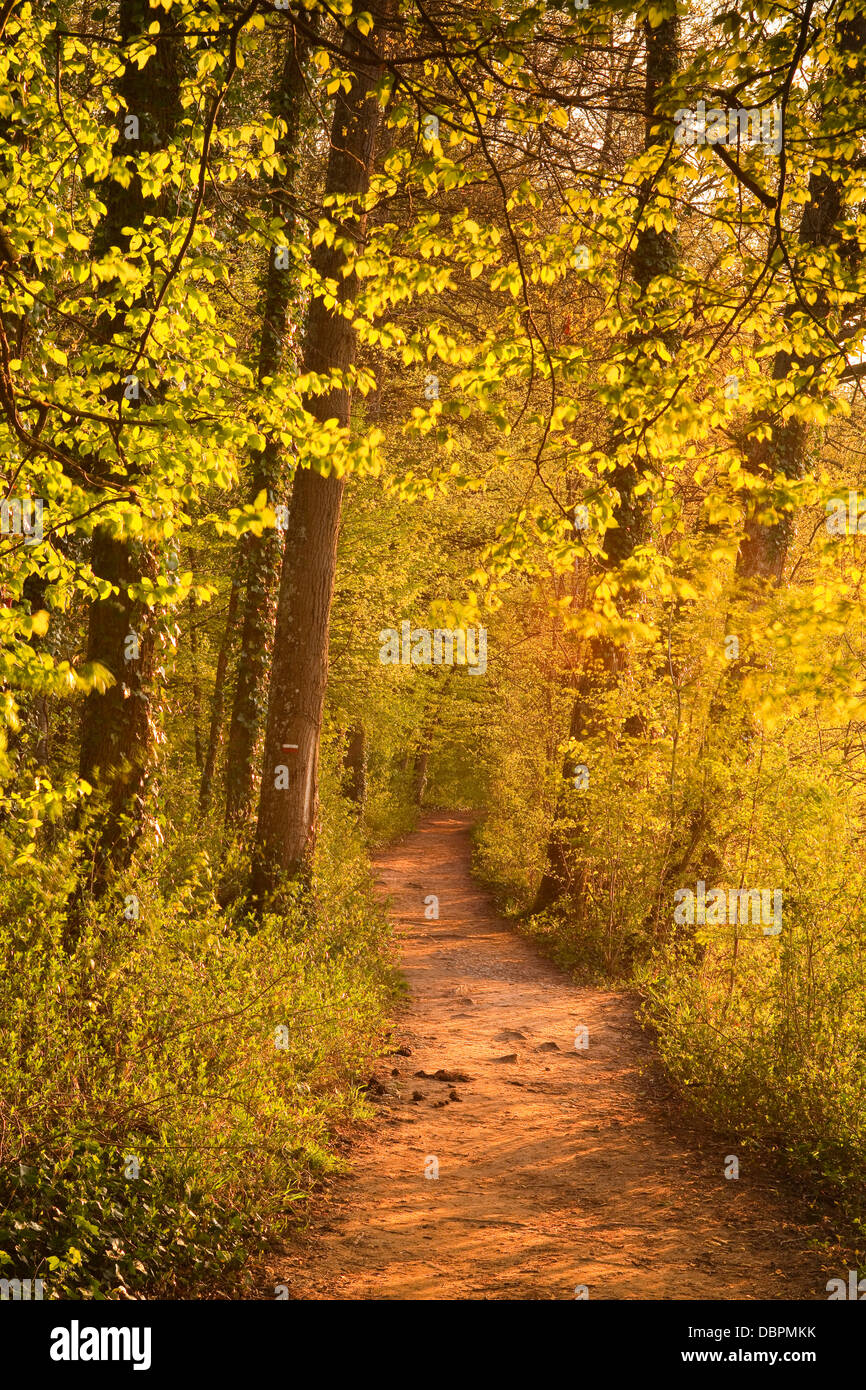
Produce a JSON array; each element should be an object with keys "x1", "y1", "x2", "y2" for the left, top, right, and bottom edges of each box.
[
  {"x1": 343, "y1": 724, "x2": 367, "y2": 810},
  {"x1": 532, "y1": 658, "x2": 594, "y2": 912},
  {"x1": 251, "y1": 9, "x2": 385, "y2": 903},
  {"x1": 77, "y1": 0, "x2": 180, "y2": 891},
  {"x1": 736, "y1": 12, "x2": 866, "y2": 580},
  {"x1": 656, "y1": 10, "x2": 866, "y2": 927},
  {"x1": 187, "y1": 585, "x2": 204, "y2": 772},
  {"x1": 412, "y1": 749, "x2": 429, "y2": 808},
  {"x1": 223, "y1": 19, "x2": 311, "y2": 830},
  {"x1": 199, "y1": 574, "x2": 242, "y2": 815},
  {"x1": 533, "y1": 13, "x2": 680, "y2": 912},
  {"x1": 680, "y1": 10, "x2": 866, "y2": 918}
]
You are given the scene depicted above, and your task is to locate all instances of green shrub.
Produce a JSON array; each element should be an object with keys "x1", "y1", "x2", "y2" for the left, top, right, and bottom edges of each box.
[{"x1": 0, "y1": 798, "x2": 398, "y2": 1298}]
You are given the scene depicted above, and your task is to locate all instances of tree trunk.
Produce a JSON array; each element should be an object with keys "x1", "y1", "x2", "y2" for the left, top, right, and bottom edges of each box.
[
  {"x1": 736, "y1": 11, "x2": 866, "y2": 579},
  {"x1": 187, "y1": 582, "x2": 204, "y2": 771},
  {"x1": 251, "y1": 11, "x2": 385, "y2": 904},
  {"x1": 77, "y1": 0, "x2": 180, "y2": 890},
  {"x1": 532, "y1": 661, "x2": 594, "y2": 911},
  {"x1": 343, "y1": 724, "x2": 367, "y2": 810},
  {"x1": 533, "y1": 15, "x2": 680, "y2": 912},
  {"x1": 223, "y1": 21, "x2": 311, "y2": 829},
  {"x1": 199, "y1": 574, "x2": 242, "y2": 815},
  {"x1": 412, "y1": 749, "x2": 429, "y2": 807}
]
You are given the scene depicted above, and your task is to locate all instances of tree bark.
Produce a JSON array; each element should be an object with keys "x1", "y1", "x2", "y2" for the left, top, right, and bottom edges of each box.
[
  {"x1": 412, "y1": 749, "x2": 429, "y2": 808},
  {"x1": 736, "y1": 11, "x2": 866, "y2": 580},
  {"x1": 223, "y1": 20, "x2": 311, "y2": 829},
  {"x1": 199, "y1": 574, "x2": 242, "y2": 815},
  {"x1": 77, "y1": 0, "x2": 180, "y2": 890},
  {"x1": 343, "y1": 724, "x2": 367, "y2": 809},
  {"x1": 187, "y1": 586, "x2": 204, "y2": 772},
  {"x1": 533, "y1": 14, "x2": 680, "y2": 913},
  {"x1": 251, "y1": 10, "x2": 385, "y2": 903}
]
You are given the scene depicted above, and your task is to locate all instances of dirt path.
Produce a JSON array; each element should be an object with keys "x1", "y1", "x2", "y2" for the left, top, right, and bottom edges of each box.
[{"x1": 275, "y1": 813, "x2": 838, "y2": 1300}]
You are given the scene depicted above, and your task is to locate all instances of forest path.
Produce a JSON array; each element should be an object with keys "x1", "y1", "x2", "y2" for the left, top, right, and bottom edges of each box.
[{"x1": 275, "y1": 812, "x2": 833, "y2": 1300}]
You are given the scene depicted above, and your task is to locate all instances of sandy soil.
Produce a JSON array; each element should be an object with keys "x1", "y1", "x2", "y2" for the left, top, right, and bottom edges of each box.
[{"x1": 269, "y1": 813, "x2": 840, "y2": 1300}]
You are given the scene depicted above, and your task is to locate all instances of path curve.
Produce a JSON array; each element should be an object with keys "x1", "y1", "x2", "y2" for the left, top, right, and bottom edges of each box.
[{"x1": 273, "y1": 813, "x2": 836, "y2": 1300}]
